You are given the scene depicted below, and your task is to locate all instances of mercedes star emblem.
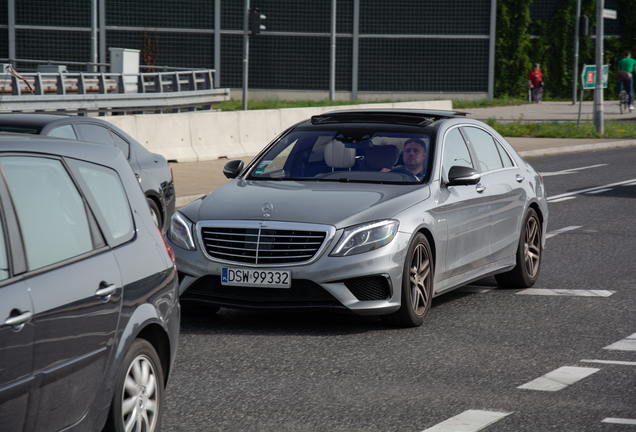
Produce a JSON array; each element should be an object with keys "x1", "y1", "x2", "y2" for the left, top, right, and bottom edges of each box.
[{"x1": 262, "y1": 202, "x2": 273, "y2": 217}]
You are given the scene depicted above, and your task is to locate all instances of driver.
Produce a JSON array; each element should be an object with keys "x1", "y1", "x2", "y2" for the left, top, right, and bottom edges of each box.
[{"x1": 382, "y1": 138, "x2": 427, "y2": 180}]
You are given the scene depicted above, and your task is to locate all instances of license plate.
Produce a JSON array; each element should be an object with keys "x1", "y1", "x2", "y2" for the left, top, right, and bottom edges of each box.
[{"x1": 221, "y1": 268, "x2": 291, "y2": 288}]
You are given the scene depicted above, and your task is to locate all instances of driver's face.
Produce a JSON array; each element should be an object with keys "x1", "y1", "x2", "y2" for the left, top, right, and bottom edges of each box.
[{"x1": 403, "y1": 142, "x2": 426, "y2": 170}]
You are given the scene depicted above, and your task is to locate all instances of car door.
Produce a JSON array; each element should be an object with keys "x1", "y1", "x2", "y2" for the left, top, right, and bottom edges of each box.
[
  {"x1": 0, "y1": 155, "x2": 123, "y2": 432},
  {"x1": 461, "y1": 126, "x2": 526, "y2": 263},
  {"x1": 0, "y1": 195, "x2": 33, "y2": 432},
  {"x1": 436, "y1": 127, "x2": 492, "y2": 280}
]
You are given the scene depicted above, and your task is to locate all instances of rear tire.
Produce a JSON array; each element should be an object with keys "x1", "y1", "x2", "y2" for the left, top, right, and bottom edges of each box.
[
  {"x1": 382, "y1": 233, "x2": 433, "y2": 327},
  {"x1": 495, "y1": 208, "x2": 542, "y2": 288},
  {"x1": 105, "y1": 339, "x2": 164, "y2": 432}
]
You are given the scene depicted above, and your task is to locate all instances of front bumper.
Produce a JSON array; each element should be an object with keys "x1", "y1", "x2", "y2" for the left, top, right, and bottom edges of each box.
[{"x1": 168, "y1": 230, "x2": 412, "y2": 316}]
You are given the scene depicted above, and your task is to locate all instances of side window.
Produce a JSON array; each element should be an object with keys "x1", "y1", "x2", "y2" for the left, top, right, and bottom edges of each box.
[
  {"x1": 463, "y1": 127, "x2": 503, "y2": 172},
  {"x1": 75, "y1": 124, "x2": 115, "y2": 147},
  {"x1": 0, "y1": 156, "x2": 93, "y2": 270},
  {"x1": 111, "y1": 132, "x2": 131, "y2": 159},
  {"x1": 75, "y1": 163, "x2": 134, "y2": 244},
  {"x1": 442, "y1": 128, "x2": 474, "y2": 180},
  {"x1": 495, "y1": 139, "x2": 514, "y2": 168},
  {"x1": 48, "y1": 124, "x2": 77, "y2": 140}
]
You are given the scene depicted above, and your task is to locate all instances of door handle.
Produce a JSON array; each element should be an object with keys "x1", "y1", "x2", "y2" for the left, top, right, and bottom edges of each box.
[
  {"x1": 476, "y1": 184, "x2": 486, "y2": 193},
  {"x1": 95, "y1": 284, "x2": 117, "y2": 300},
  {"x1": 4, "y1": 311, "x2": 33, "y2": 328},
  {"x1": 516, "y1": 174, "x2": 525, "y2": 183}
]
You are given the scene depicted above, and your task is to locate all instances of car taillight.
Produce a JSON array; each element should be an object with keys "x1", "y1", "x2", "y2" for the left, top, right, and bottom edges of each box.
[{"x1": 156, "y1": 225, "x2": 176, "y2": 267}]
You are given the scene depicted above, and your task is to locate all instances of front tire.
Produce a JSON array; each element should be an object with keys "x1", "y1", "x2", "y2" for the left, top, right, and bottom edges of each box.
[
  {"x1": 105, "y1": 339, "x2": 164, "y2": 432},
  {"x1": 496, "y1": 208, "x2": 542, "y2": 288},
  {"x1": 383, "y1": 233, "x2": 433, "y2": 327}
]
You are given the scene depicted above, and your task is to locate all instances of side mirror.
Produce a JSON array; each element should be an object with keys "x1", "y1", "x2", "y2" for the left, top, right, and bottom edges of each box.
[
  {"x1": 223, "y1": 160, "x2": 244, "y2": 179},
  {"x1": 447, "y1": 166, "x2": 480, "y2": 186}
]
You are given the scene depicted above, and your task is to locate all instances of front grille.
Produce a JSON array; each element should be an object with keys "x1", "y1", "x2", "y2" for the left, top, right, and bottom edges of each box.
[
  {"x1": 200, "y1": 226, "x2": 327, "y2": 265},
  {"x1": 344, "y1": 276, "x2": 391, "y2": 301},
  {"x1": 182, "y1": 275, "x2": 343, "y2": 308}
]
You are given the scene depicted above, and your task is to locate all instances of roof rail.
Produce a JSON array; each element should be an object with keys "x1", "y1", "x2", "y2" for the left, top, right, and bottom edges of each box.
[{"x1": 311, "y1": 109, "x2": 469, "y2": 126}]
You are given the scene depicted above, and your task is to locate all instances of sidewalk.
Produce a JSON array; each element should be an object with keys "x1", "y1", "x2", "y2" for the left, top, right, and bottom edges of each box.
[{"x1": 170, "y1": 101, "x2": 636, "y2": 208}]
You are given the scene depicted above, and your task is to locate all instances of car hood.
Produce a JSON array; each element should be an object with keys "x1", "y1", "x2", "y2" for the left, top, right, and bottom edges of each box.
[{"x1": 181, "y1": 179, "x2": 430, "y2": 229}]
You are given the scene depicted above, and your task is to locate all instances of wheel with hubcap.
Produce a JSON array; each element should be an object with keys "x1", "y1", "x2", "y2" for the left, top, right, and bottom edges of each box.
[
  {"x1": 495, "y1": 208, "x2": 542, "y2": 288},
  {"x1": 105, "y1": 339, "x2": 164, "y2": 432},
  {"x1": 382, "y1": 233, "x2": 433, "y2": 327}
]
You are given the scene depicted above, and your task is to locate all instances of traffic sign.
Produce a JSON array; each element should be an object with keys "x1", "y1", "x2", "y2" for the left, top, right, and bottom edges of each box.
[
  {"x1": 581, "y1": 64, "x2": 608, "y2": 89},
  {"x1": 603, "y1": 9, "x2": 617, "y2": 20}
]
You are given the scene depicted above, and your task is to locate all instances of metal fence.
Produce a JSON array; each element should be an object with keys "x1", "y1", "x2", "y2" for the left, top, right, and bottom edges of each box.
[{"x1": 2, "y1": 0, "x2": 617, "y2": 99}]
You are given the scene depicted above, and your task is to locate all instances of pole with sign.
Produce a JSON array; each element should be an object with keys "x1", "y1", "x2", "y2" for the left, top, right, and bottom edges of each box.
[
  {"x1": 594, "y1": 0, "x2": 604, "y2": 135},
  {"x1": 578, "y1": 64, "x2": 608, "y2": 126}
]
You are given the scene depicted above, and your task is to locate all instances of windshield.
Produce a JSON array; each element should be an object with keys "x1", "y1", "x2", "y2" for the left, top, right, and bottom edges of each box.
[{"x1": 247, "y1": 127, "x2": 432, "y2": 184}]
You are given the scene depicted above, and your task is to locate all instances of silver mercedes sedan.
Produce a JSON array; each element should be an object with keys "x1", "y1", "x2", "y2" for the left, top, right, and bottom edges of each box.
[{"x1": 167, "y1": 109, "x2": 548, "y2": 327}]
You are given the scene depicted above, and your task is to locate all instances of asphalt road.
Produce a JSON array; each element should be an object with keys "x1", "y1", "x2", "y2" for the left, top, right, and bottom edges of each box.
[{"x1": 162, "y1": 146, "x2": 636, "y2": 432}]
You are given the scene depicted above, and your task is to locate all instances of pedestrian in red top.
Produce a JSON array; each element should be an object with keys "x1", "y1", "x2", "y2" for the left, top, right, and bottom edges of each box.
[{"x1": 527, "y1": 63, "x2": 543, "y2": 103}]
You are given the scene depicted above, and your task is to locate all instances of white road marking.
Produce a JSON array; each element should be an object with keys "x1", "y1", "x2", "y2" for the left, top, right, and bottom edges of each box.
[
  {"x1": 622, "y1": 181, "x2": 636, "y2": 186},
  {"x1": 581, "y1": 359, "x2": 636, "y2": 366},
  {"x1": 604, "y1": 332, "x2": 636, "y2": 351},
  {"x1": 517, "y1": 289, "x2": 614, "y2": 297},
  {"x1": 602, "y1": 418, "x2": 636, "y2": 425},
  {"x1": 517, "y1": 366, "x2": 599, "y2": 391},
  {"x1": 541, "y1": 164, "x2": 608, "y2": 177},
  {"x1": 547, "y1": 178, "x2": 636, "y2": 202},
  {"x1": 585, "y1": 188, "x2": 612, "y2": 194},
  {"x1": 421, "y1": 410, "x2": 512, "y2": 432},
  {"x1": 548, "y1": 196, "x2": 577, "y2": 203},
  {"x1": 546, "y1": 225, "x2": 582, "y2": 239}
]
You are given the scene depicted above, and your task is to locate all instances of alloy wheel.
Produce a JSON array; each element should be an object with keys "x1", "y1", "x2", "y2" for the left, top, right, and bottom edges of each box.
[
  {"x1": 524, "y1": 216, "x2": 541, "y2": 279},
  {"x1": 409, "y1": 243, "x2": 432, "y2": 315}
]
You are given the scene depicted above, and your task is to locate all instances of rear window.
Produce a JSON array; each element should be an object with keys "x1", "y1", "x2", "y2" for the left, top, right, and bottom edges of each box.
[{"x1": 248, "y1": 127, "x2": 432, "y2": 183}]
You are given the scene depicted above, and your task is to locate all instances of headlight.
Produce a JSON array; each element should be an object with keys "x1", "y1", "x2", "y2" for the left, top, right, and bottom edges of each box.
[
  {"x1": 330, "y1": 220, "x2": 399, "y2": 257},
  {"x1": 168, "y1": 212, "x2": 196, "y2": 251}
]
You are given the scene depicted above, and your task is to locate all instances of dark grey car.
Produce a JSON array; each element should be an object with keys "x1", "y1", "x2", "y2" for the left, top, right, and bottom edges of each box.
[
  {"x1": 0, "y1": 113, "x2": 175, "y2": 234},
  {"x1": 0, "y1": 134, "x2": 179, "y2": 431}
]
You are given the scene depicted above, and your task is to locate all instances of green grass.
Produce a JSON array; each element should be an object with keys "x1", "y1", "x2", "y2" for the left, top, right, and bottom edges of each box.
[
  {"x1": 486, "y1": 119, "x2": 636, "y2": 139},
  {"x1": 218, "y1": 96, "x2": 530, "y2": 111}
]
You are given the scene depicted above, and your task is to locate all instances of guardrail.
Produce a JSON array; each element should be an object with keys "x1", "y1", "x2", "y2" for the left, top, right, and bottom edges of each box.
[{"x1": 0, "y1": 69, "x2": 230, "y2": 114}]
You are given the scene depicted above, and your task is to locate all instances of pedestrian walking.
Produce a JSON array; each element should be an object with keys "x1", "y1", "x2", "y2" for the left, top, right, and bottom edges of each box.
[{"x1": 527, "y1": 63, "x2": 543, "y2": 103}]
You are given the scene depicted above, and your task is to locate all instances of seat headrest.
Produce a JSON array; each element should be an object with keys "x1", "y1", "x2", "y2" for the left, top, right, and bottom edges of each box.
[
  {"x1": 365, "y1": 145, "x2": 400, "y2": 170},
  {"x1": 324, "y1": 140, "x2": 356, "y2": 169}
]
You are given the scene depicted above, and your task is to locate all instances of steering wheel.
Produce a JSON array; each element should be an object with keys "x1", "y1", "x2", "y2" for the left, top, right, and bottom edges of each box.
[{"x1": 390, "y1": 168, "x2": 420, "y2": 182}]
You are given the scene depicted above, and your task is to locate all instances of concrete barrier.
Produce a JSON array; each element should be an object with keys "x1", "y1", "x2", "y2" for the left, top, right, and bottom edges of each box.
[
  {"x1": 189, "y1": 111, "x2": 244, "y2": 161},
  {"x1": 105, "y1": 100, "x2": 453, "y2": 162}
]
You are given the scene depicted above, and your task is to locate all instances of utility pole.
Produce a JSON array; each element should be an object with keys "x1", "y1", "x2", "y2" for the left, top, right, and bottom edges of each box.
[
  {"x1": 329, "y1": 0, "x2": 336, "y2": 101},
  {"x1": 593, "y1": 0, "x2": 604, "y2": 135},
  {"x1": 91, "y1": 0, "x2": 97, "y2": 72},
  {"x1": 242, "y1": 0, "x2": 250, "y2": 110},
  {"x1": 572, "y1": 0, "x2": 581, "y2": 104}
]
